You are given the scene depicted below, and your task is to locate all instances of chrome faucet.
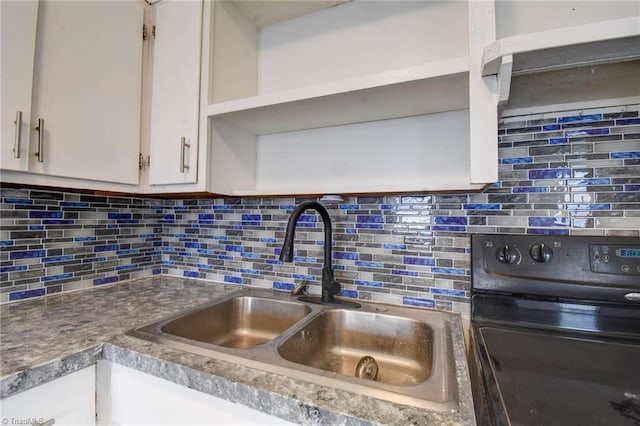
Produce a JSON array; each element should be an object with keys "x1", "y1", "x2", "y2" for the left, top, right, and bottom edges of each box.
[{"x1": 279, "y1": 201, "x2": 341, "y2": 303}]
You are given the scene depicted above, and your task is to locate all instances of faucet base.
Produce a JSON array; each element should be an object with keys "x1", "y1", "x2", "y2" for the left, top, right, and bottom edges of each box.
[{"x1": 297, "y1": 295, "x2": 361, "y2": 309}]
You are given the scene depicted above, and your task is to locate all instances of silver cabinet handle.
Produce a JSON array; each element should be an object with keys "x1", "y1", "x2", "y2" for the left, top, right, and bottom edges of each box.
[
  {"x1": 35, "y1": 118, "x2": 44, "y2": 163},
  {"x1": 33, "y1": 418, "x2": 55, "y2": 426},
  {"x1": 13, "y1": 111, "x2": 23, "y2": 158},
  {"x1": 180, "y1": 136, "x2": 190, "y2": 173}
]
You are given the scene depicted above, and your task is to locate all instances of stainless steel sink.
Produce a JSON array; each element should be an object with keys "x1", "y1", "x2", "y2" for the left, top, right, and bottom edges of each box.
[
  {"x1": 127, "y1": 289, "x2": 460, "y2": 412},
  {"x1": 160, "y1": 296, "x2": 311, "y2": 348},
  {"x1": 277, "y1": 309, "x2": 433, "y2": 386}
]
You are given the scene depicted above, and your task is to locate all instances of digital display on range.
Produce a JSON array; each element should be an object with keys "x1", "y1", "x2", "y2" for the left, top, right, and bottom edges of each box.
[{"x1": 617, "y1": 249, "x2": 640, "y2": 258}]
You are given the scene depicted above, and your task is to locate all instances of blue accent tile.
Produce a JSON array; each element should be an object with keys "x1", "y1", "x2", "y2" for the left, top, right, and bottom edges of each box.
[
  {"x1": 224, "y1": 275, "x2": 242, "y2": 284},
  {"x1": 108, "y1": 213, "x2": 132, "y2": 220},
  {"x1": 433, "y1": 225, "x2": 467, "y2": 232},
  {"x1": 116, "y1": 264, "x2": 137, "y2": 271},
  {"x1": 197, "y1": 249, "x2": 216, "y2": 255},
  {"x1": 529, "y1": 168, "x2": 571, "y2": 179},
  {"x1": 225, "y1": 245, "x2": 243, "y2": 252},
  {"x1": 402, "y1": 297, "x2": 435, "y2": 308},
  {"x1": 611, "y1": 151, "x2": 640, "y2": 159},
  {"x1": 354, "y1": 280, "x2": 383, "y2": 288},
  {"x1": 218, "y1": 255, "x2": 234, "y2": 261},
  {"x1": 431, "y1": 267, "x2": 466, "y2": 276},
  {"x1": 240, "y1": 268, "x2": 260, "y2": 275},
  {"x1": 273, "y1": 281, "x2": 294, "y2": 291},
  {"x1": 355, "y1": 261, "x2": 384, "y2": 268},
  {"x1": 333, "y1": 251, "x2": 359, "y2": 260},
  {"x1": 241, "y1": 253, "x2": 261, "y2": 259},
  {"x1": 339, "y1": 204, "x2": 360, "y2": 210},
  {"x1": 213, "y1": 235, "x2": 228, "y2": 240},
  {"x1": 566, "y1": 204, "x2": 611, "y2": 210},
  {"x1": 616, "y1": 118, "x2": 640, "y2": 125},
  {"x1": 60, "y1": 201, "x2": 90, "y2": 208},
  {"x1": 43, "y1": 255, "x2": 74, "y2": 263},
  {"x1": 501, "y1": 157, "x2": 533, "y2": 164},
  {"x1": 3, "y1": 198, "x2": 33, "y2": 204},
  {"x1": 403, "y1": 256, "x2": 435, "y2": 266},
  {"x1": 29, "y1": 211, "x2": 63, "y2": 218},
  {"x1": 435, "y1": 216, "x2": 467, "y2": 225},
  {"x1": 173, "y1": 205, "x2": 190, "y2": 211},
  {"x1": 93, "y1": 276, "x2": 119, "y2": 286},
  {"x1": 161, "y1": 260, "x2": 175, "y2": 266},
  {"x1": 183, "y1": 271, "x2": 200, "y2": 278},
  {"x1": 116, "y1": 249, "x2": 139, "y2": 255},
  {"x1": 161, "y1": 246, "x2": 175, "y2": 252},
  {"x1": 153, "y1": 268, "x2": 162, "y2": 275},
  {"x1": 334, "y1": 265, "x2": 345, "y2": 270},
  {"x1": 345, "y1": 228, "x2": 357, "y2": 234},
  {"x1": 527, "y1": 228, "x2": 570, "y2": 236},
  {"x1": 463, "y1": 203, "x2": 501, "y2": 210},
  {"x1": 197, "y1": 263, "x2": 214, "y2": 270},
  {"x1": 1, "y1": 265, "x2": 28, "y2": 273},
  {"x1": 279, "y1": 205, "x2": 297, "y2": 210},
  {"x1": 566, "y1": 178, "x2": 611, "y2": 186},
  {"x1": 0, "y1": 240, "x2": 14, "y2": 247},
  {"x1": 383, "y1": 243, "x2": 407, "y2": 250},
  {"x1": 565, "y1": 128, "x2": 609, "y2": 137},
  {"x1": 242, "y1": 214, "x2": 261, "y2": 226},
  {"x1": 357, "y1": 215, "x2": 384, "y2": 223},
  {"x1": 392, "y1": 269, "x2": 418, "y2": 277},
  {"x1": 9, "y1": 288, "x2": 46, "y2": 301},
  {"x1": 260, "y1": 237, "x2": 277, "y2": 243},
  {"x1": 83, "y1": 257, "x2": 106, "y2": 264},
  {"x1": 356, "y1": 223, "x2": 384, "y2": 230},
  {"x1": 513, "y1": 187, "x2": 549, "y2": 193},
  {"x1": 549, "y1": 137, "x2": 568, "y2": 144},
  {"x1": 211, "y1": 205, "x2": 231, "y2": 210},
  {"x1": 625, "y1": 184, "x2": 640, "y2": 191},
  {"x1": 266, "y1": 259, "x2": 283, "y2": 265},
  {"x1": 94, "y1": 244, "x2": 119, "y2": 252},
  {"x1": 528, "y1": 217, "x2": 570, "y2": 227},
  {"x1": 74, "y1": 236, "x2": 97, "y2": 242},
  {"x1": 184, "y1": 242, "x2": 200, "y2": 249},
  {"x1": 542, "y1": 124, "x2": 560, "y2": 131},
  {"x1": 293, "y1": 273, "x2": 315, "y2": 281},
  {"x1": 10, "y1": 249, "x2": 46, "y2": 260},
  {"x1": 431, "y1": 288, "x2": 466, "y2": 297},
  {"x1": 338, "y1": 289, "x2": 358, "y2": 299},
  {"x1": 29, "y1": 225, "x2": 45, "y2": 230},
  {"x1": 558, "y1": 113, "x2": 602, "y2": 123},
  {"x1": 293, "y1": 256, "x2": 316, "y2": 263}
]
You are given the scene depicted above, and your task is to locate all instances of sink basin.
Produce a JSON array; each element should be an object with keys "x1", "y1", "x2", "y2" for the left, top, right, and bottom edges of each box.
[
  {"x1": 159, "y1": 296, "x2": 311, "y2": 348},
  {"x1": 127, "y1": 289, "x2": 460, "y2": 412},
  {"x1": 277, "y1": 310, "x2": 433, "y2": 386}
]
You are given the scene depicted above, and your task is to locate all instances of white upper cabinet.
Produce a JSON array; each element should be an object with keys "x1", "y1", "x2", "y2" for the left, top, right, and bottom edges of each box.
[
  {"x1": 26, "y1": 1, "x2": 144, "y2": 185},
  {"x1": 1, "y1": 0, "x2": 38, "y2": 172},
  {"x1": 147, "y1": 0, "x2": 203, "y2": 187},
  {"x1": 204, "y1": 0, "x2": 498, "y2": 195}
]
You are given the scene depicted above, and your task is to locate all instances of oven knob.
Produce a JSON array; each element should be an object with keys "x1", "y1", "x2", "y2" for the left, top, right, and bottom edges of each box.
[
  {"x1": 530, "y1": 243, "x2": 553, "y2": 263},
  {"x1": 497, "y1": 245, "x2": 520, "y2": 264}
]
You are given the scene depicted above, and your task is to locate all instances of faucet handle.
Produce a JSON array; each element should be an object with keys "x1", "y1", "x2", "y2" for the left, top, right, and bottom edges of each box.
[{"x1": 328, "y1": 280, "x2": 341, "y2": 296}]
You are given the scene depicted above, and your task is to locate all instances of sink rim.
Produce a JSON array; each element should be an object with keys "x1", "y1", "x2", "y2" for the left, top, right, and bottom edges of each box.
[{"x1": 126, "y1": 288, "x2": 460, "y2": 412}]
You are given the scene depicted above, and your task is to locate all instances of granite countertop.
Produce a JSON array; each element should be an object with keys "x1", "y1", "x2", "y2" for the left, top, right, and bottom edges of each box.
[{"x1": 0, "y1": 276, "x2": 476, "y2": 425}]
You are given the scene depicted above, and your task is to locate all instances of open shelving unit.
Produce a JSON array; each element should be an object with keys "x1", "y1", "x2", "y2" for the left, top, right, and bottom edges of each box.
[{"x1": 202, "y1": 0, "x2": 498, "y2": 196}]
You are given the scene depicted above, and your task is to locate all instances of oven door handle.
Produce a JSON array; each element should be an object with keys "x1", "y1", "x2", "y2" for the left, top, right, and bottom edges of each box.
[{"x1": 624, "y1": 292, "x2": 640, "y2": 302}]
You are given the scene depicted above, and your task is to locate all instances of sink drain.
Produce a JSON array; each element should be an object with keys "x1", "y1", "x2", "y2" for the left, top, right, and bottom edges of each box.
[{"x1": 355, "y1": 355, "x2": 379, "y2": 381}]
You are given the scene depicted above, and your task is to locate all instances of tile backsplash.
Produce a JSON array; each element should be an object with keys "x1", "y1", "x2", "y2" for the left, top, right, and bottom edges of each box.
[{"x1": 1, "y1": 103, "x2": 639, "y2": 315}]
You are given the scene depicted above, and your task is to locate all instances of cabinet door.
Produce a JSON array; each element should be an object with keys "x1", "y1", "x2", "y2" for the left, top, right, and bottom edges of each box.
[
  {"x1": 0, "y1": 0, "x2": 38, "y2": 171},
  {"x1": 0, "y1": 366, "x2": 96, "y2": 426},
  {"x1": 29, "y1": 1, "x2": 143, "y2": 184},
  {"x1": 147, "y1": 0, "x2": 202, "y2": 185}
]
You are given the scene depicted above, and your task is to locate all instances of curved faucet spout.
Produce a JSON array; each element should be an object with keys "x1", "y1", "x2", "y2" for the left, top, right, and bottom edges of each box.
[{"x1": 279, "y1": 201, "x2": 339, "y2": 303}]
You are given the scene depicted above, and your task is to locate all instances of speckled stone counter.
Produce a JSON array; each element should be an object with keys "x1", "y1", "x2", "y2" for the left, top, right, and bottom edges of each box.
[{"x1": 0, "y1": 276, "x2": 476, "y2": 425}]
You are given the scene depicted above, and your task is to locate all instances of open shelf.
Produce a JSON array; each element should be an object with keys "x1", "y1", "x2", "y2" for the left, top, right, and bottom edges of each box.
[{"x1": 206, "y1": 57, "x2": 470, "y2": 135}]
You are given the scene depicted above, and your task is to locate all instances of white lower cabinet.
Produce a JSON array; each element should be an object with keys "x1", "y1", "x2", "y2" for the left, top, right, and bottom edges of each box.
[
  {"x1": 96, "y1": 361, "x2": 294, "y2": 425},
  {"x1": 0, "y1": 366, "x2": 96, "y2": 426}
]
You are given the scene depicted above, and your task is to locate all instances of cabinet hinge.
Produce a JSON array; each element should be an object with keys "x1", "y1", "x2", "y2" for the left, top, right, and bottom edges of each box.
[
  {"x1": 142, "y1": 24, "x2": 148, "y2": 41},
  {"x1": 139, "y1": 153, "x2": 150, "y2": 170},
  {"x1": 152, "y1": 25, "x2": 156, "y2": 40}
]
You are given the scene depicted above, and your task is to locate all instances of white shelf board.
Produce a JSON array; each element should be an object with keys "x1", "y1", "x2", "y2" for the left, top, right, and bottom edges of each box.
[
  {"x1": 482, "y1": 16, "x2": 640, "y2": 76},
  {"x1": 231, "y1": 0, "x2": 348, "y2": 28},
  {"x1": 206, "y1": 57, "x2": 470, "y2": 135}
]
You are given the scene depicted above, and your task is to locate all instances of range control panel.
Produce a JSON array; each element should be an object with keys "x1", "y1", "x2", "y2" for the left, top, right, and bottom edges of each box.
[
  {"x1": 472, "y1": 234, "x2": 640, "y2": 303},
  {"x1": 591, "y1": 245, "x2": 640, "y2": 275}
]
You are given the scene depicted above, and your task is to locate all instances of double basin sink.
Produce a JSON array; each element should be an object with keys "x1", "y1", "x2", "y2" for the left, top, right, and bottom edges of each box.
[{"x1": 127, "y1": 289, "x2": 459, "y2": 411}]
